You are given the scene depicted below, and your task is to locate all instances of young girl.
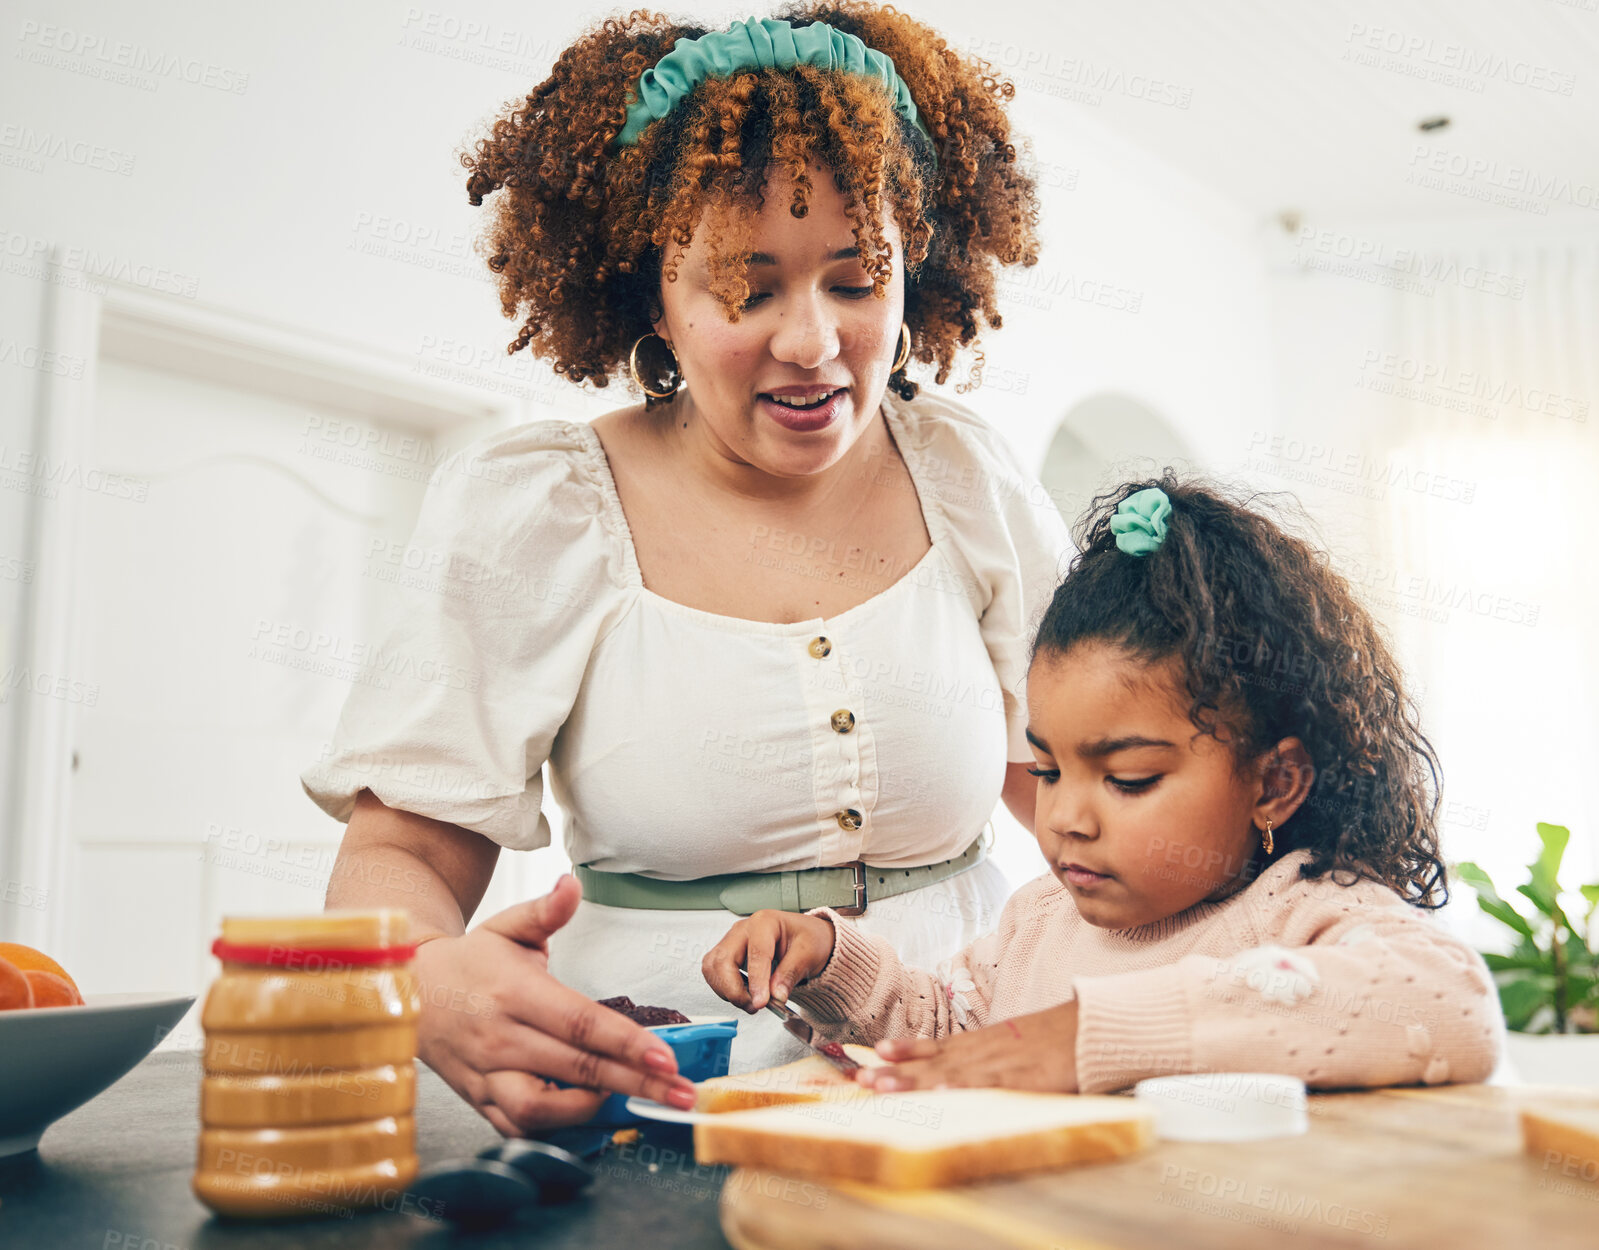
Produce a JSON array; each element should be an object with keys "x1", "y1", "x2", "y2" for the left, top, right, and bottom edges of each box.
[{"x1": 702, "y1": 476, "x2": 1502, "y2": 1093}]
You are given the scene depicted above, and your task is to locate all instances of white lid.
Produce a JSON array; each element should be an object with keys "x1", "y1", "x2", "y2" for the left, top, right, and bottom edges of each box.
[{"x1": 1133, "y1": 1073, "x2": 1308, "y2": 1141}]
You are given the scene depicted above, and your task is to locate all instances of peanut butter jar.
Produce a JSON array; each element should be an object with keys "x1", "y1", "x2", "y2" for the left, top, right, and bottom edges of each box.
[{"x1": 193, "y1": 910, "x2": 421, "y2": 1219}]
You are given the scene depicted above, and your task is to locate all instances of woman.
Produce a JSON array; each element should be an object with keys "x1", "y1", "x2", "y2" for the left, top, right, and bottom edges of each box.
[{"x1": 302, "y1": 3, "x2": 1069, "y2": 1137}]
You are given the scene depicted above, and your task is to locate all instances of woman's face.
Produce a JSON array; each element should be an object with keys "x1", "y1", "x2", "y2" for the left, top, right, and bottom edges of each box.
[
  {"x1": 651, "y1": 161, "x2": 905, "y2": 480},
  {"x1": 1024, "y1": 640, "x2": 1302, "y2": 930}
]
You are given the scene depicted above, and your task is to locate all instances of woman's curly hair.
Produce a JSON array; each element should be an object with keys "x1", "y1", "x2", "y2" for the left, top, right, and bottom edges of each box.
[
  {"x1": 458, "y1": 3, "x2": 1040, "y2": 403},
  {"x1": 1031, "y1": 472, "x2": 1448, "y2": 909}
]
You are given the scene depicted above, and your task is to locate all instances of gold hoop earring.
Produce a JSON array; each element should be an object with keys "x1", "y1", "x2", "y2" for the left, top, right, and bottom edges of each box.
[
  {"x1": 891, "y1": 322, "x2": 910, "y2": 374},
  {"x1": 1261, "y1": 819, "x2": 1275, "y2": 857},
  {"x1": 629, "y1": 333, "x2": 681, "y2": 399}
]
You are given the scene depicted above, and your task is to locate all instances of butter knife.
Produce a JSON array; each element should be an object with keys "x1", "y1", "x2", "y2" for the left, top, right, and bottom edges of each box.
[{"x1": 739, "y1": 967, "x2": 861, "y2": 1074}]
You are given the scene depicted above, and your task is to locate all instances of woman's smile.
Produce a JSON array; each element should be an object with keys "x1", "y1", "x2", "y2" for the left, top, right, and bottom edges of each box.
[{"x1": 757, "y1": 386, "x2": 850, "y2": 432}]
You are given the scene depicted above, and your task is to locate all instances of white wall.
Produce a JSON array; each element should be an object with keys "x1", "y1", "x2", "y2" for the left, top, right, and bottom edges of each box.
[{"x1": 1258, "y1": 216, "x2": 1599, "y2": 950}]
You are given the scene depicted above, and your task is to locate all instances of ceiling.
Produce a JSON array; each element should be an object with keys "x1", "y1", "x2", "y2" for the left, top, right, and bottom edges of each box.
[{"x1": 921, "y1": 0, "x2": 1599, "y2": 228}]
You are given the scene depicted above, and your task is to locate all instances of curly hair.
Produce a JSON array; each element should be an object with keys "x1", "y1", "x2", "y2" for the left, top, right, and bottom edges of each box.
[
  {"x1": 1030, "y1": 473, "x2": 1448, "y2": 909},
  {"x1": 458, "y1": 3, "x2": 1040, "y2": 403}
]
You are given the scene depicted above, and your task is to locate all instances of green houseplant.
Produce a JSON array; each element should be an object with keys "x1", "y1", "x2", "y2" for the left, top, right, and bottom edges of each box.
[{"x1": 1455, "y1": 823, "x2": 1598, "y2": 1057}]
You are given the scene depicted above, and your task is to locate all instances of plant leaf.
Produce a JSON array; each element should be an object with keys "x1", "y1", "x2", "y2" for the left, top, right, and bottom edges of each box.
[
  {"x1": 1516, "y1": 881, "x2": 1561, "y2": 921},
  {"x1": 1454, "y1": 860, "x2": 1537, "y2": 939},
  {"x1": 1513, "y1": 934, "x2": 1545, "y2": 961},
  {"x1": 1455, "y1": 863, "x2": 1536, "y2": 939},
  {"x1": 1498, "y1": 977, "x2": 1550, "y2": 1032},
  {"x1": 1566, "y1": 926, "x2": 1597, "y2": 964},
  {"x1": 1569, "y1": 974, "x2": 1599, "y2": 1003},
  {"x1": 1482, "y1": 952, "x2": 1553, "y2": 973},
  {"x1": 1530, "y1": 822, "x2": 1570, "y2": 897},
  {"x1": 1482, "y1": 899, "x2": 1536, "y2": 940}
]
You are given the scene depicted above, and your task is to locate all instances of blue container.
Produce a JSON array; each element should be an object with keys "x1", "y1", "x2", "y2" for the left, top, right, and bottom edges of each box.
[{"x1": 592, "y1": 1017, "x2": 739, "y2": 1126}]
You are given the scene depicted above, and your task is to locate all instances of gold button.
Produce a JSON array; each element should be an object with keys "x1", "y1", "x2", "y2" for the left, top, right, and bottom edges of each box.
[
  {"x1": 830, "y1": 709, "x2": 855, "y2": 734},
  {"x1": 808, "y1": 636, "x2": 831, "y2": 659},
  {"x1": 835, "y1": 808, "x2": 862, "y2": 831}
]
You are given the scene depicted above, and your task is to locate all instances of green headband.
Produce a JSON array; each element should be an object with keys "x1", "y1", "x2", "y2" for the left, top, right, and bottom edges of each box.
[{"x1": 614, "y1": 16, "x2": 934, "y2": 157}]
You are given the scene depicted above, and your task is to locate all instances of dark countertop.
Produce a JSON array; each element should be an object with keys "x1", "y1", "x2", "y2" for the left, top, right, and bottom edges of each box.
[{"x1": 0, "y1": 1050, "x2": 732, "y2": 1248}]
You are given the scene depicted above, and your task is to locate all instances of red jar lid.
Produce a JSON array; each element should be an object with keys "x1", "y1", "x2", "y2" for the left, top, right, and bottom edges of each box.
[{"x1": 210, "y1": 936, "x2": 417, "y2": 969}]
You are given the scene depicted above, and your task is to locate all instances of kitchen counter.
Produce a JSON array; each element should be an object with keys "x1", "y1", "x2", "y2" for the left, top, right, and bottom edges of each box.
[
  {"x1": 14, "y1": 1049, "x2": 1596, "y2": 1249},
  {"x1": 0, "y1": 1049, "x2": 732, "y2": 1248}
]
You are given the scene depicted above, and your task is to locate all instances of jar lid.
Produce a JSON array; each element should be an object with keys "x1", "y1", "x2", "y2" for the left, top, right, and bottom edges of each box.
[
  {"x1": 1133, "y1": 1073, "x2": 1308, "y2": 1141},
  {"x1": 213, "y1": 910, "x2": 417, "y2": 967},
  {"x1": 219, "y1": 909, "x2": 410, "y2": 949}
]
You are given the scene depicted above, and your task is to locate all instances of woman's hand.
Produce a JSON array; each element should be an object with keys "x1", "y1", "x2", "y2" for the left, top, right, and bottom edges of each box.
[
  {"x1": 412, "y1": 874, "x2": 698, "y2": 1137},
  {"x1": 701, "y1": 909, "x2": 836, "y2": 1011},
  {"x1": 855, "y1": 1001, "x2": 1081, "y2": 1094}
]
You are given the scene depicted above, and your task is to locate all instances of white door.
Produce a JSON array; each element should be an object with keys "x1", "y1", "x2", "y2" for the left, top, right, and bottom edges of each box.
[{"x1": 55, "y1": 349, "x2": 526, "y2": 1046}]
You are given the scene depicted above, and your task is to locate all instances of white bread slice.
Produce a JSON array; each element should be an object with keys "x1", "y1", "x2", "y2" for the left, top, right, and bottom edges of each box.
[
  {"x1": 694, "y1": 1088, "x2": 1155, "y2": 1188},
  {"x1": 1521, "y1": 1105, "x2": 1599, "y2": 1176},
  {"x1": 694, "y1": 1044, "x2": 886, "y2": 1113}
]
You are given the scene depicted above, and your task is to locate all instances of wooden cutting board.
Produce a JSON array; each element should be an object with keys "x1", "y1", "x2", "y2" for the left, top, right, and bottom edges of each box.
[{"x1": 718, "y1": 1084, "x2": 1599, "y2": 1250}]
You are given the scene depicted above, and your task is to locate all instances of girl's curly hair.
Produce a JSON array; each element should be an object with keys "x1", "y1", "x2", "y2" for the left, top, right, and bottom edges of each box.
[
  {"x1": 1031, "y1": 473, "x2": 1448, "y2": 909},
  {"x1": 458, "y1": 3, "x2": 1040, "y2": 403}
]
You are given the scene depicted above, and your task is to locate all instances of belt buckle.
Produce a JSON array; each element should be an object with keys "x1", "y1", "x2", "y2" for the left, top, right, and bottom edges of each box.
[{"x1": 834, "y1": 860, "x2": 868, "y2": 917}]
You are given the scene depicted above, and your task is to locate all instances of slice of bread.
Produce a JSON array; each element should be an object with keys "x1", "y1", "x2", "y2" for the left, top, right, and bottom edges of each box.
[
  {"x1": 694, "y1": 1044, "x2": 886, "y2": 1113},
  {"x1": 1521, "y1": 1105, "x2": 1599, "y2": 1179},
  {"x1": 694, "y1": 1088, "x2": 1155, "y2": 1188}
]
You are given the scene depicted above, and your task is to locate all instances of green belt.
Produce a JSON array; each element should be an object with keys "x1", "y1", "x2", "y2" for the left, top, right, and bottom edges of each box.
[{"x1": 574, "y1": 828, "x2": 990, "y2": 917}]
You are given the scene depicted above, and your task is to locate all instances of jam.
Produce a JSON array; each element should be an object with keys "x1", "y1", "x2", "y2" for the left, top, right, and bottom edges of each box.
[{"x1": 597, "y1": 995, "x2": 691, "y2": 1027}]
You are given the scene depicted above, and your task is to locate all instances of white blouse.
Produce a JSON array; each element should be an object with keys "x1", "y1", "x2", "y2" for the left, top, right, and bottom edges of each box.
[{"x1": 300, "y1": 388, "x2": 1074, "y2": 1071}]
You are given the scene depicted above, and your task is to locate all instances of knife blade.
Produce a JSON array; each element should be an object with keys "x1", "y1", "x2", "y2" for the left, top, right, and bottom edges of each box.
[{"x1": 739, "y1": 967, "x2": 860, "y2": 1074}]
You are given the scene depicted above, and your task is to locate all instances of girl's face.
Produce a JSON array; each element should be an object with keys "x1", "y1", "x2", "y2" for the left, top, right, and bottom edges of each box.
[
  {"x1": 651, "y1": 161, "x2": 905, "y2": 480},
  {"x1": 1024, "y1": 640, "x2": 1307, "y2": 930}
]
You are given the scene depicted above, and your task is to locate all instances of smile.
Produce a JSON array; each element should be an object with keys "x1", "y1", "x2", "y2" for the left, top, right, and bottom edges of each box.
[
  {"x1": 757, "y1": 388, "x2": 848, "y2": 432},
  {"x1": 759, "y1": 388, "x2": 842, "y2": 409}
]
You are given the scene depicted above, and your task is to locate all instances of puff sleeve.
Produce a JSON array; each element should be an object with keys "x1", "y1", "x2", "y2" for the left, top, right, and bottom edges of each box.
[
  {"x1": 298, "y1": 420, "x2": 632, "y2": 851},
  {"x1": 916, "y1": 397, "x2": 1076, "y2": 763}
]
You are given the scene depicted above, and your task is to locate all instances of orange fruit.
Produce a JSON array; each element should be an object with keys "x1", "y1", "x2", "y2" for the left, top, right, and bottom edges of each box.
[
  {"x1": 0, "y1": 942, "x2": 80, "y2": 999},
  {"x1": 23, "y1": 969, "x2": 82, "y2": 1007},
  {"x1": 0, "y1": 957, "x2": 32, "y2": 1011}
]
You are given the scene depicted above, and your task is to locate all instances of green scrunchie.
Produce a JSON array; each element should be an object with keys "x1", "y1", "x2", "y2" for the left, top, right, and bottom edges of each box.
[
  {"x1": 615, "y1": 16, "x2": 934, "y2": 155},
  {"x1": 1109, "y1": 487, "x2": 1172, "y2": 556}
]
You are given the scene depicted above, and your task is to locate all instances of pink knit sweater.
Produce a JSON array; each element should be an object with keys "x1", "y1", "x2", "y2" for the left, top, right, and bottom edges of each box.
[{"x1": 789, "y1": 849, "x2": 1503, "y2": 1093}]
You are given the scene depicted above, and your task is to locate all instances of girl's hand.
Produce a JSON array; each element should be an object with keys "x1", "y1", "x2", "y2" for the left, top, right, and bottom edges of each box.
[
  {"x1": 701, "y1": 909, "x2": 836, "y2": 1011},
  {"x1": 412, "y1": 875, "x2": 699, "y2": 1137},
  {"x1": 856, "y1": 1001, "x2": 1081, "y2": 1094}
]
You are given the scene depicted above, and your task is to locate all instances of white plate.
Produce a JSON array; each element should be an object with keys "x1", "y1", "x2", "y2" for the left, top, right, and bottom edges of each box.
[{"x1": 624, "y1": 1096, "x2": 715, "y2": 1125}]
